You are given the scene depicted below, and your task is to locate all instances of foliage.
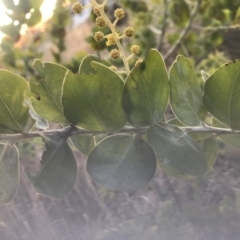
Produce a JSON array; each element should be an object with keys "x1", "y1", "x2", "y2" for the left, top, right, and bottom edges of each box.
[{"x1": 0, "y1": 0, "x2": 239, "y2": 207}]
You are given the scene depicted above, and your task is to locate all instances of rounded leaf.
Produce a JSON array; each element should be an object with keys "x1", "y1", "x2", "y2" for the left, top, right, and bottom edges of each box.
[
  {"x1": 169, "y1": 55, "x2": 207, "y2": 126},
  {"x1": 30, "y1": 60, "x2": 70, "y2": 124},
  {"x1": 62, "y1": 61, "x2": 126, "y2": 132},
  {"x1": 87, "y1": 135, "x2": 156, "y2": 191},
  {"x1": 203, "y1": 60, "x2": 240, "y2": 130},
  {"x1": 122, "y1": 49, "x2": 169, "y2": 127},
  {"x1": 70, "y1": 134, "x2": 95, "y2": 156},
  {"x1": 0, "y1": 143, "x2": 19, "y2": 205},
  {"x1": 0, "y1": 70, "x2": 34, "y2": 133},
  {"x1": 29, "y1": 136, "x2": 77, "y2": 199},
  {"x1": 197, "y1": 136, "x2": 218, "y2": 169},
  {"x1": 147, "y1": 124, "x2": 208, "y2": 176},
  {"x1": 212, "y1": 118, "x2": 240, "y2": 149}
]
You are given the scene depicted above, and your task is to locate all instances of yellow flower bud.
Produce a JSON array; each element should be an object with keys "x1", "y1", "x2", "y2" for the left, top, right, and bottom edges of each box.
[
  {"x1": 93, "y1": 7, "x2": 101, "y2": 16},
  {"x1": 109, "y1": 66, "x2": 117, "y2": 72},
  {"x1": 106, "y1": 34, "x2": 116, "y2": 46},
  {"x1": 94, "y1": 31, "x2": 104, "y2": 42},
  {"x1": 110, "y1": 49, "x2": 120, "y2": 59},
  {"x1": 131, "y1": 45, "x2": 140, "y2": 54},
  {"x1": 96, "y1": 16, "x2": 106, "y2": 27},
  {"x1": 135, "y1": 59, "x2": 143, "y2": 67},
  {"x1": 124, "y1": 27, "x2": 134, "y2": 37},
  {"x1": 72, "y1": 2, "x2": 83, "y2": 14},
  {"x1": 114, "y1": 8, "x2": 125, "y2": 19}
]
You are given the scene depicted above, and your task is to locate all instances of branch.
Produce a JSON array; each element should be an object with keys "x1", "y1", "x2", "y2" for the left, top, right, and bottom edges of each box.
[
  {"x1": 157, "y1": 0, "x2": 168, "y2": 52},
  {"x1": 0, "y1": 124, "x2": 239, "y2": 143},
  {"x1": 164, "y1": 0, "x2": 202, "y2": 62},
  {"x1": 192, "y1": 25, "x2": 240, "y2": 31}
]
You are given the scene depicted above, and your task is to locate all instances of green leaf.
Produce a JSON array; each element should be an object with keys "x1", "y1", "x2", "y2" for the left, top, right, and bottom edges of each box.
[
  {"x1": 0, "y1": 24, "x2": 20, "y2": 38},
  {"x1": 0, "y1": 70, "x2": 34, "y2": 134},
  {"x1": 197, "y1": 136, "x2": 218, "y2": 168},
  {"x1": 122, "y1": 49, "x2": 169, "y2": 127},
  {"x1": 169, "y1": 0, "x2": 190, "y2": 27},
  {"x1": 26, "y1": 99, "x2": 48, "y2": 130},
  {"x1": 212, "y1": 118, "x2": 240, "y2": 149},
  {"x1": 168, "y1": 118, "x2": 212, "y2": 140},
  {"x1": 30, "y1": 60, "x2": 69, "y2": 124},
  {"x1": 158, "y1": 162, "x2": 195, "y2": 179},
  {"x1": 71, "y1": 134, "x2": 95, "y2": 156},
  {"x1": 169, "y1": 55, "x2": 207, "y2": 126},
  {"x1": 235, "y1": 6, "x2": 240, "y2": 23},
  {"x1": 29, "y1": 107, "x2": 49, "y2": 130},
  {"x1": 78, "y1": 54, "x2": 111, "y2": 74},
  {"x1": 87, "y1": 135, "x2": 156, "y2": 191},
  {"x1": 188, "y1": 132, "x2": 212, "y2": 141},
  {"x1": 203, "y1": 60, "x2": 240, "y2": 130},
  {"x1": 168, "y1": 118, "x2": 185, "y2": 126},
  {"x1": 62, "y1": 61, "x2": 126, "y2": 132},
  {"x1": 201, "y1": 70, "x2": 210, "y2": 82},
  {"x1": 30, "y1": 136, "x2": 77, "y2": 199},
  {"x1": 28, "y1": 0, "x2": 44, "y2": 9},
  {"x1": 0, "y1": 143, "x2": 19, "y2": 205},
  {"x1": 147, "y1": 124, "x2": 208, "y2": 176}
]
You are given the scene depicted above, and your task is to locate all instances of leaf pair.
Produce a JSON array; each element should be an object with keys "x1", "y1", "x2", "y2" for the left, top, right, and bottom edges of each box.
[
  {"x1": 30, "y1": 56, "x2": 126, "y2": 132},
  {"x1": 87, "y1": 123, "x2": 209, "y2": 191}
]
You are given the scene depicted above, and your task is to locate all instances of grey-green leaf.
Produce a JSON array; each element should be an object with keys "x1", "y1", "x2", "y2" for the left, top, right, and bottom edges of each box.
[
  {"x1": 30, "y1": 136, "x2": 77, "y2": 199},
  {"x1": 212, "y1": 118, "x2": 240, "y2": 149},
  {"x1": 30, "y1": 60, "x2": 69, "y2": 124},
  {"x1": 122, "y1": 49, "x2": 169, "y2": 127},
  {"x1": 147, "y1": 124, "x2": 208, "y2": 176},
  {"x1": 62, "y1": 61, "x2": 126, "y2": 132},
  {"x1": 197, "y1": 136, "x2": 218, "y2": 168},
  {"x1": 169, "y1": 55, "x2": 207, "y2": 126},
  {"x1": 0, "y1": 143, "x2": 19, "y2": 205},
  {"x1": 203, "y1": 60, "x2": 240, "y2": 130},
  {"x1": 0, "y1": 70, "x2": 35, "y2": 133},
  {"x1": 79, "y1": 54, "x2": 111, "y2": 74},
  {"x1": 71, "y1": 134, "x2": 95, "y2": 155},
  {"x1": 28, "y1": 100, "x2": 49, "y2": 130},
  {"x1": 87, "y1": 135, "x2": 156, "y2": 191}
]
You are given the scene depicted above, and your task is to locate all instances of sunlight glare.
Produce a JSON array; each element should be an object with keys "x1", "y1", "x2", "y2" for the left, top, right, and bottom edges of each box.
[{"x1": 0, "y1": 0, "x2": 57, "y2": 42}]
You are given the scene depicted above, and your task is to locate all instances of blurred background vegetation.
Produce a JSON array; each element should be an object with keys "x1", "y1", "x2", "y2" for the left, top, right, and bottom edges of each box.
[{"x1": 0, "y1": 0, "x2": 240, "y2": 239}]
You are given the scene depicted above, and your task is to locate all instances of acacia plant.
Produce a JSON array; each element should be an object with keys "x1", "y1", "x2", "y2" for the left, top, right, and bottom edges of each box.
[{"x1": 0, "y1": 0, "x2": 240, "y2": 205}]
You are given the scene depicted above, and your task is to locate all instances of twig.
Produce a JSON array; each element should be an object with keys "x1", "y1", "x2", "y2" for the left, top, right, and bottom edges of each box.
[
  {"x1": 0, "y1": 124, "x2": 239, "y2": 143},
  {"x1": 157, "y1": 0, "x2": 168, "y2": 52},
  {"x1": 164, "y1": 0, "x2": 202, "y2": 61},
  {"x1": 192, "y1": 25, "x2": 240, "y2": 31}
]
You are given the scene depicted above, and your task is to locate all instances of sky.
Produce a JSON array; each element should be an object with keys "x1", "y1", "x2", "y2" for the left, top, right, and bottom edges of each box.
[{"x1": 0, "y1": 0, "x2": 57, "y2": 41}]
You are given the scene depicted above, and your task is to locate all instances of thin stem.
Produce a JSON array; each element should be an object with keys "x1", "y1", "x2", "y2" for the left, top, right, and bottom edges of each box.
[
  {"x1": 157, "y1": 0, "x2": 168, "y2": 52},
  {"x1": 0, "y1": 125, "x2": 239, "y2": 143},
  {"x1": 192, "y1": 25, "x2": 240, "y2": 31},
  {"x1": 94, "y1": 2, "x2": 130, "y2": 74},
  {"x1": 126, "y1": 53, "x2": 134, "y2": 61},
  {"x1": 164, "y1": 0, "x2": 202, "y2": 61}
]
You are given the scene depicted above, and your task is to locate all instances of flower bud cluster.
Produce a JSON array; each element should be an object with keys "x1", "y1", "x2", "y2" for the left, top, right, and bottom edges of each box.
[
  {"x1": 124, "y1": 27, "x2": 134, "y2": 37},
  {"x1": 94, "y1": 31, "x2": 104, "y2": 42},
  {"x1": 72, "y1": 2, "x2": 83, "y2": 14},
  {"x1": 93, "y1": 7, "x2": 101, "y2": 16},
  {"x1": 73, "y1": 1, "x2": 141, "y2": 73},
  {"x1": 110, "y1": 49, "x2": 121, "y2": 59},
  {"x1": 114, "y1": 8, "x2": 125, "y2": 19},
  {"x1": 96, "y1": 16, "x2": 106, "y2": 27},
  {"x1": 131, "y1": 45, "x2": 140, "y2": 54}
]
